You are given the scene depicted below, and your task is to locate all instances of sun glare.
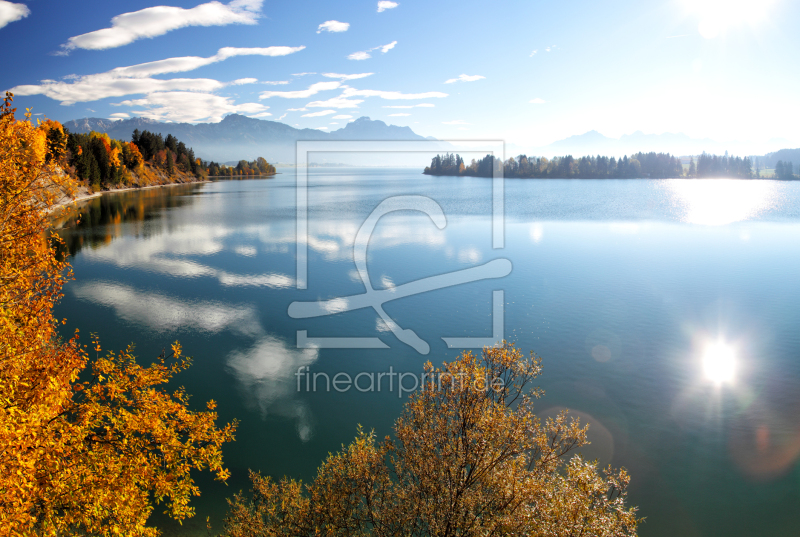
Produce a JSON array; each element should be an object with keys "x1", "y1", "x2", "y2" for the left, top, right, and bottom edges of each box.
[
  {"x1": 683, "y1": 0, "x2": 778, "y2": 38},
  {"x1": 702, "y1": 341, "x2": 737, "y2": 384},
  {"x1": 668, "y1": 179, "x2": 778, "y2": 226}
]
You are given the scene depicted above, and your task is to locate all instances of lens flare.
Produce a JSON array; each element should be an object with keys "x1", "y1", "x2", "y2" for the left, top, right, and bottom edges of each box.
[{"x1": 702, "y1": 340, "x2": 737, "y2": 384}]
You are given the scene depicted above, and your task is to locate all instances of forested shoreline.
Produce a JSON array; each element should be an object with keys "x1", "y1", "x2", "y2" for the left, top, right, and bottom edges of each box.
[{"x1": 424, "y1": 152, "x2": 797, "y2": 179}]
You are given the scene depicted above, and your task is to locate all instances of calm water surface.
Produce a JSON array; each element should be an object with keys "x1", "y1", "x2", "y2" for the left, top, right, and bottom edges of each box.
[{"x1": 54, "y1": 169, "x2": 800, "y2": 536}]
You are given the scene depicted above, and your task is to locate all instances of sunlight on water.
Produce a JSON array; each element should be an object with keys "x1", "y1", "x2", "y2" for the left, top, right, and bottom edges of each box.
[
  {"x1": 701, "y1": 340, "x2": 737, "y2": 384},
  {"x1": 668, "y1": 179, "x2": 780, "y2": 225}
]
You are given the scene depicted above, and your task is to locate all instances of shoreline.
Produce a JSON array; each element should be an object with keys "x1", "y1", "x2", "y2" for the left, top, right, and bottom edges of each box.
[
  {"x1": 422, "y1": 172, "x2": 785, "y2": 180},
  {"x1": 51, "y1": 178, "x2": 212, "y2": 214}
]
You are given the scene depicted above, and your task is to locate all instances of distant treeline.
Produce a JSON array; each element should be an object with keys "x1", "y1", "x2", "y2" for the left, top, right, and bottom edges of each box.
[
  {"x1": 424, "y1": 151, "x2": 795, "y2": 179},
  {"x1": 205, "y1": 158, "x2": 276, "y2": 177}
]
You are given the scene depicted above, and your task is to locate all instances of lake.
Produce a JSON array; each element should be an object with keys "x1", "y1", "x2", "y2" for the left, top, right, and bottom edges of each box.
[{"x1": 54, "y1": 169, "x2": 800, "y2": 536}]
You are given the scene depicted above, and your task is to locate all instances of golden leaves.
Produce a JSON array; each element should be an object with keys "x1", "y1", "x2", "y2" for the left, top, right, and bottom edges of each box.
[
  {"x1": 223, "y1": 343, "x2": 640, "y2": 537},
  {"x1": 1, "y1": 96, "x2": 237, "y2": 536}
]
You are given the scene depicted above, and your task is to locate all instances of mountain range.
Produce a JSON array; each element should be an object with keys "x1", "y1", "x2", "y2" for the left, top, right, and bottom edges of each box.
[
  {"x1": 63, "y1": 115, "x2": 797, "y2": 165},
  {"x1": 63, "y1": 115, "x2": 436, "y2": 164}
]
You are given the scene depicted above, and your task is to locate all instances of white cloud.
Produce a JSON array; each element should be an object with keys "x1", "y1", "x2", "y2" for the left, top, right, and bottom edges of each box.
[
  {"x1": 61, "y1": 0, "x2": 263, "y2": 52},
  {"x1": 529, "y1": 97, "x2": 545, "y2": 104},
  {"x1": 389, "y1": 113, "x2": 410, "y2": 116},
  {"x1": 0, "y1": 1, "x2": 29, "y2": 29},
  {"x1": 317, "y1": 20, "x2": 349, "y2": 33},
  {"x1": 248, "y1": 111, "x2": 272, "y2": 117},
  {"x1": 348, "y1": 51, "x2": 371, "y2": 61},
  {"x1": 277, "y1": 113, "x2": 287, "y2": 120},
  {"x1": 259, "y1": 81, "x2": 341, "y2": 99},
  {"x1": 329, "y1": 122, "x2": 338, "y2": 124},
  {"x1": 287, "y1": 107, "x2": 308, "y2": 111},
  {"x1": 11, "y1": 46, "x2": 304, "y2": 105},
  {"x1": 263, "y1": 80, "x2": 290, "y2": 85},
  {"x1": 292, "y1": 72, "x2": 316, "y2": 76},
  {"x1": 529, "y1": 49, "x2": 537, "y2": 56},
  {"x1": 232, "y1": 77, "x2": 258, "y2": 85},
  {"x1": 322, "y1": 72, "x2": 374, "y2": 80},
  {"x1": 341, "y1": 87, "x2": 447, "y2": 100},
  {"x1": 109, "y1": 112, "x2": 130, "y2": 118},
  {"x1": 443, "y1": 120, "x2": 469, "y2": 125},
  {"x1": 333, "y1": 114, "x2": 353, "y2": 119},
  {"x1": 301, "y1": 109, "x2": 337, "y2": 117},
  {"x1": 348, "y1": 40, "x2": 397, "y2": 60},
  {"x1": 546, "y1": 46, "x2": 551, "y2": 52},
  {"x1": 315, "y1": 126, "x2": 329, "y2": 130},
  {"x1": 383, "y1": 103, "x2": 434, "y2": 108},
  {"x1": 305, "y1": 96, "x2": 363, "y2": 108},
  {"x1": 116, "y1": 91, "x2": 270, "y2": 123},
  {"x1": 377, "y1": 1, "x2": 398, "y2": 12},
  {"x1": 444, "y1": 74, "x2": 485, "y2": 84}
]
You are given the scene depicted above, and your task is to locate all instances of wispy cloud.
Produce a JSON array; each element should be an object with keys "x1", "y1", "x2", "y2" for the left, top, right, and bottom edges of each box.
[
  {"x1": 109, "y1": 112, "x2": 130, "y2": 118},
  {"x1": 377, "y1": 1, "x2": 398, "y2": 12},
  {"x1": 388, "y1": 113, "x2": 409, "y2": 116},
  {"x1": 292, "y1": 72, "x2": 316, "y2": 76},
  {"x1": 0, "y1": 0, "x2": 30, "y2": 29},
  {"x1": 60, "y1": 0, "x2": 263, "y2": 52},
  {"x1": 263, "y1": 80, "x2": 290, "y2": 85},
  {"x1": 317, "y1": 20, "x2": 349, "y2": 33},
  {"x1": 305, "y1": 96, "x2": 364, "y2": 108},
  {"x1": 529, "y1": 97, "x2": 545, "y2": 104},
  {"x1": 341, "y1": 87, "x2": 446, "y2": 100},
  {"x1": 301, "y1": 109, "x2": 337, "y2": 117},
  {"x1": 114, "y1": 91, "x2": 270, "y2": 123},
  {"x1": 348, "y1": 51, "x2": 371, "y2": 61},
  {"x1": 333, "y1": 114, "x2": 353, "y2": 119},
  {"x1": 442, "y1": 120, "x2": 469, "y2": 125},
  {"x1": 348, "y1": 40, "x2": 397, "y2": 60},
  {"x1": 11, "y1": 46, "x2": 304, "y2": 105},
  {"x1": 529, "y1": 49, "x2": 537, "y2": 56},
  {"x1": 322, "y1": 72, "x2": 374, "y2": 80},
  {"x1": 383, "y1": 103, "x2": 434, "y2": 108},
  {"x1": 444, "y1": 74, "x2": 485, "y2": 84},
  {"x1": 231, "y1": 78, "x2": 258, "y2": 85},
  {"x1": 259, "y1": 81, "x2": 341, "y2": 99}
]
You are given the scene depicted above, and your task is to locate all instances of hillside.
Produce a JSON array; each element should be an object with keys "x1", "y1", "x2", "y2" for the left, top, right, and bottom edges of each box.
[{"x1": 63, "y1": 115, "x2": 429, "y2": 163}]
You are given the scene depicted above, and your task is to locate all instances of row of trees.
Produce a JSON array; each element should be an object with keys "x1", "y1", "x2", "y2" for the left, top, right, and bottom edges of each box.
[
  {"x1": 425, "y1": 151, "x2": 784, "y2": 179},
  {"x1": 205, "y1": 157, "x2": 276, "y2": 177},
  {"x1": 694, "y1": 153, "x2": 753, "y2": 178},
  {"x1": 775, "y1": 160, "x2": 795, "y2": 180},
  {"x1": 132, "y1": 129, "x2": 202, "y2": 177},
  {"x1": 67, "y1": 131, "x2": 145, "y2": 187}
]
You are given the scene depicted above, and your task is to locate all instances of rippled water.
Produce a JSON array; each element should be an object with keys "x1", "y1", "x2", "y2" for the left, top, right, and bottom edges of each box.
[{"x1": 54, "y1": 170, "x2": 800, "y2": 536}]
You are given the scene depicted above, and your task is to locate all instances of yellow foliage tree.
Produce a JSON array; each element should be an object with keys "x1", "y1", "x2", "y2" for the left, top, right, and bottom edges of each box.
[
  {"x1": 0, "y1": 92, "x2": 237, "y2": 536},
  {"x1": 223, "y1": 343, "x2": 640, "y2": 537}
]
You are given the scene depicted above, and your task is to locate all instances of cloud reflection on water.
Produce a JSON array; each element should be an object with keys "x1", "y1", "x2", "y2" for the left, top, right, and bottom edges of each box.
[
  {"x1": 73, "y1": 281, "x2": 263, "y2": 337},
  {"x1": 226, "y1": 337, "x2": 319, "y2": 442}
]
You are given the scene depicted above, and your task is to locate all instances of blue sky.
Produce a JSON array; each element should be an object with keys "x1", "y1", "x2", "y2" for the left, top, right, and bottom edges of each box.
[{"x1": 2, "y1": 0, "x2": 798, "y2": 151}]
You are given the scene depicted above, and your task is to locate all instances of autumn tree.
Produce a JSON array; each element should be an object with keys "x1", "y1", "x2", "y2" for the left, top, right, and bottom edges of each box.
[
  {"x1": 0, "y1": 92, "x2": 237, "y2": 536},
  {"x1": 223, "y1": 342, "x2": 639, "y2": 537}
]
